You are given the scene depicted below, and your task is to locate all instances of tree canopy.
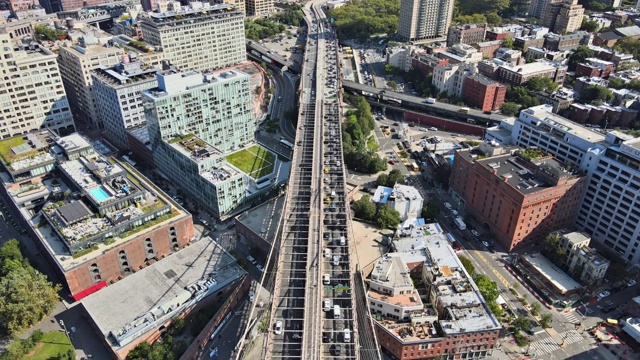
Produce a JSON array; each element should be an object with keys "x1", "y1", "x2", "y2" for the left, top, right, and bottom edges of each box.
[
  {"x1": 500, "y1": 102, "x2": 519, "y2": 116},
  {"x1": 376, "y1": 204, "x2": 401, "y2": 229},
  {"x1": 0, "y1": 240, "x2": 60, "y2": 336},
  {"x1": 568, "y1": 46, "x2": 594, "y2": 71},
  {"x1": 459, "y1": 256, "x2": 475, "y2": 276},
  {"x1": 245, "y1": 18, "x2": 286, "y2": 41},
  {"x1": 327, "y1": 0, "x2": 400, "y2": 41},
  {"x1": 421, "y1": 199, "x2": 441, "y2": 219},
  {"x1": 580, "y1": 18, "x2": 600, "y2": 33},
  {"x1": 275, "y1": 5, "x2": 305, "y2": 26},
  {"x1": 342, "y1": 96, "x2": 387, "y2": 174},
  {"x1": 352, "y1": 195, "x2": 377, "y2": 220},
  {"x1": 580, "y1": 85, "x2": 613, "y2": 105},
  {"x1": 614, "y1": 37, "x2": 640, "y2": 61}
]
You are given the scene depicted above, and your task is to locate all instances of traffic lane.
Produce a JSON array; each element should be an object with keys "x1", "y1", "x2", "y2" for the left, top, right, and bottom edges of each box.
[
  {"x1": 256, "y1": 133, "x2": 293, "y2": 157},
  {"x1": 203, "y1": 299, "x2": 250, "y2": 359}
]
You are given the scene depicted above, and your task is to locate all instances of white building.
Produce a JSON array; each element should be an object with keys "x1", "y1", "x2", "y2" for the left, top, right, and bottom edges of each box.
[
  {"x1": 386, "y1": 46, "x2": 415, "y2": 72},
  {"x1": 436, "y1": 44, "x2": 483, "y2": 64},
  {"x1": 398, "y1": 0, "x2": 455, "y2": 42},
  {"x1": 486, "y1": 106, "x2": 640, "y2": 263},
  {"x1": 92, "y1": 60, "x2": 160, "y2": 149},
  {"x1": 0, "y1": 34, "x2": 75, "y2": 139},
  {"x1": 432, "y1": 64, "x2": 475, "y2": 98},
  {"x1": 555, "y1": 230, "x2": 610, "y2": 285},
  {"x1": 140, "y1": 2, "x2": 246, "y2": 73},
  {"x1": 367, "y1": 255, "x2": 424, "y2": 320},
  {"x1": 373, "y1": 184, "x2": 423, "y2": 221}
]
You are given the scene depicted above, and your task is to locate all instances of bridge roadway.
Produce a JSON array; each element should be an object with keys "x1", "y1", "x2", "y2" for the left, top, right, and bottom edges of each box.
[
  {"x1": 342, "y1": 80, "x2": 510, "y2": 125},
  {"x1": 262, "y1": 2, "x2": 361, "y2": 360}
]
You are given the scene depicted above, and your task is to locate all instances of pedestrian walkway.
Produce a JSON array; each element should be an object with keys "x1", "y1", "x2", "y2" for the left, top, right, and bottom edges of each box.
[
  {"x1": 563, "y1": 311, "x2": 582, "y2": 324},
  {"x1": 528, "y1": 330, "x2": 583, "y2": 356}
]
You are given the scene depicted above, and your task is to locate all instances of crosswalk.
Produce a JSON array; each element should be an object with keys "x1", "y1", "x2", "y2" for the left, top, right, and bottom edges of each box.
[
  {"x1": 528, "y1": 330, "x2": 584, "y2": 356},
  {"x1": 564, "y1": 311, "x2": 582, "y2": 324}
]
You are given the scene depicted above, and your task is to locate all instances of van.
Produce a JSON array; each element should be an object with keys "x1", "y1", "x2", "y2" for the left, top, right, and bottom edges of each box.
[
  {"x1": 334, "y1": 305, "x2": 341, "y2": 319},
  {"x1": 324, "y1": 299, "x2": 332, "y2": 311},
  {"x1": 323, "y1": 274, "x2": 330, "y2": 284},
  {"x1": 325, "y1": 248, "x2": 332, "y2": 258},
  {"x1": 339, "y1": 236, "x2": 346, "y2": 246},
  {"x1": 333, "y1": 255, "x2": 340, "y2": 266}
]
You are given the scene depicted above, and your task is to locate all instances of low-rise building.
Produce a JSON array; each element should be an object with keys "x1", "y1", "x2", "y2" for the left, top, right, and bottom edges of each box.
[
  {"x1": 473, "y1": 40, "x2": 503, "y2": 59},
  {"x1": 412, "y1": 54, "x2": 449, "y2": 75},
  {"x1": 543, "y1": 31, "x2": 589, "y2": 51},
  {"x1": 535, "y1": 88, "x2": 576, "y2": 113},
  {"x1": 554, "y1": 230, "x2": 610, "y2": 286},
  {"x1": 593, "y1": 31, "x2": 621, "y2": 47},
  {"x1": 433, "y1": 64, "x2": 476, "y2": 98},
  {"x1": 372, "y1": 184, "x2": 424, "y2": 221},
  {"x1": 525, "y1": 47, "x2": 572, "y2": 62},
  {"x1": 0, "y1": 131, "x2": 195, "y2": 299},
  {"x1": 246, "y1": 0, "x2": 273, "y2": 16},
  {"x1": 447, "y1": 24, "x2": 487, "y2": 46},
  {"x1": 517, "y1": 253, "x2": 583, "y2": 295},
  {"x1": 573, "y1": 76, "x2": 608, "y2": 93},
  {"x1": 514, "y1": 35, "x2": 546, "y2": 52},
  {"x1": 495, "y1": 47, "x2": 523, "y2": 65},
  {"x1": 575, "y1": 58, "x2": 615, "y2": 78},
  {"x1": 462, "y1": 73, "x2": 506, "y2": 112},
  {"x1": 496, "y1": 59, "x2": 567, "y2": 86},
  {"x1": 436, "y1": 44, "x2": 483, "y2": 64},
  {"x1": 387, "y1": 46, "x2": 416, "y2": 72},
  {"x1": 371, "y1": 229, "x2": 502, "y2": 360},
  {"x1": 449, "y1": 145, "x2": 586, "y2": 251}
]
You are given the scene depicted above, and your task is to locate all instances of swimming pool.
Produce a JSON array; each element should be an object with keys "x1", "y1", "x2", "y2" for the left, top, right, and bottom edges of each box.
[{"x1": 90, "y1": 187, "x2": 111, "y2": 202}]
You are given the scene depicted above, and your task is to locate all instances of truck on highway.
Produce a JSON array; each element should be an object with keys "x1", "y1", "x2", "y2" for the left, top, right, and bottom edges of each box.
[
  {"x1": 261, "y1": 55, "x2": 275, "y2": 65},
  {"x1": 454, "y1": 217, "x2": 467, "y2": 231}
]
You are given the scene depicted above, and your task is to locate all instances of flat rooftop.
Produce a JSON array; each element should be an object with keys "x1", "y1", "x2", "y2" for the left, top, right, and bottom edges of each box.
[
  {"x1": 0, "y1": 132, "x2": 55, "y2": 172},
  {"x1": 521, "y1": 106, "x2": 606, "y2": 143},
  {"x1": 368, "y1": 288, "x2": 423, "y2": 308},
  {"x1": 500, "y1": 60, "x2": 558, "y2": 75},
  {"x1": 235, "y1": 195, "x2": 285, "y2": 244},
  {"x1": 81, "y1": 238, "x2": 245, "y2": 348},
  {"x1": 521, "y1": 253, "x2": 582, "y2": 293},
  {"x1": 168, "y1": 134, "x2": 222, "y2": 163}
]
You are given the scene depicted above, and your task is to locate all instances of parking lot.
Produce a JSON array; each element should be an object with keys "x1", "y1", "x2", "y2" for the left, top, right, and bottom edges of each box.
[{"x1": 256, "y1": 25, "x2": 306, "y2": 66}]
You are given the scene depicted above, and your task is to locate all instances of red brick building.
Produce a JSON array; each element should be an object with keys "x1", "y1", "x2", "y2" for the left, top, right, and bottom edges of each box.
[
  {"x1": 412, "y1": 54, "x2": 449, "y2": 75},
  {"x1": 462, "y1": 73, "x2": 506, "y2": 112},
  {"x1": 473, "y1": 40, "x2": 503, "y2": 59},
  {"x1": 449, "y1": 148, "x2": 586, "y2": 251},
  {"x1": 575, "y1": 58, "x2": 615, "y2": 78},
  {"x1": 485, "y1": 30, "x2": 507, "y2": 41}
]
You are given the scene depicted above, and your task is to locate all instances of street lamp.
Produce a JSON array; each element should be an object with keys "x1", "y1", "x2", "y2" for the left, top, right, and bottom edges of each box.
[{"x1": 59, "y1": 320, "x2": 71, "y2": 342}]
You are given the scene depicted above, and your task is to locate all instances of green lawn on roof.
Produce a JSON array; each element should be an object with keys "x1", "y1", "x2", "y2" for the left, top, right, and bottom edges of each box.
[
  {"x1": 226, "y1": 145, "x2": 275, "y2": 179},
  {"x1": 0, "y1": 136, "x2": 36, "y2": 164},
  {"x1": 24, "y1": 331, "x2": 74, "y2": 360}
]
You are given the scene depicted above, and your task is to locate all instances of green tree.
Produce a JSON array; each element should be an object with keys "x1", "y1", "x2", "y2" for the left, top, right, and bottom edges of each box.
[
  {"x1": 500, "y1": 102, "x2": 520, "y2": 116},
  {"x1": 531, "y1": 302, "x2": 541, "y2": 316},
  {"x1": 580, "y1": 18, "x2": 600, "y2": 32},
  {"x1": 521, "y1": 95, "x2": 540, "y2": 108},
  {"x1": 473, "y1": 274, "x2": 500, "y2": 304},
  {"x1": 384, "y1": 64, "x2": 399, "y2": 75},
  {"x1": 376, "y1": 173, "x2": 389, "y2": 186},
  {"x1": 459, "y1": 256, "x2": 476, "y2": 276},
  {"x1": 581, "y1": 85, "x2": 614, "y2": 104},
  {"x1": 387, "y1": 80, "x2": 398, "y2": 91},
  {"x1": 568, "y1": 46, "x2": 595, "y2": 71},
  {"x1": 486, "y1": 12, "x2": 502, "y2": 25},
  {"x1": 607, "y1": 77, "x2": 626, "y2": 90},
  {"x1": 502, "y1": 37, "x2": 515, "y2": 49},
  {"x1": 376, "y1": 204, "x2": 401, "y2": 229},
  {"x1": 352, "y1": 195, "x2": 377, "y2": 220},
  {"x1": 421, "y1": 199, "x2": 441, "y2": 219},
  {"x1": 614, "y1": 37, "x2": 640, "y2": 61},
  {"x1": 512, "y1": 316, "x2": 531, "y2": 333},
  {"x1": 275, "y1": 5, "x2": 305, "y2": 26},
  {"x1": 525, "y1": 76, "x2": 558, "y2": 93},
  {"x1": 540, "y1": 313, "x2": 553, "y2": 328},
  {"x1": 386, "y1": 169, "x2": 405, "y2": 186}
]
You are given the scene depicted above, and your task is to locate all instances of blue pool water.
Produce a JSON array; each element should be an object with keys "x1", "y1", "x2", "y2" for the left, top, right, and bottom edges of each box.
[{"x1": 90, "y1": 187, "x2": 111, "y2": 202}]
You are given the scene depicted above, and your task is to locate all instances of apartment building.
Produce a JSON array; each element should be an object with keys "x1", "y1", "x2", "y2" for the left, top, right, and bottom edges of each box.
[
  {"x1": 411, "y1": 53, "x2": 449, "y2": 75},
  {"x1": 372, "y1": 230, "x2": 502, "y2": 360},
  {"x1": 139, "y1": 2, "x2": 246, "y2": 73},
  {"x1": 473, "y1": 40, "x2": 503, "y2": 59},
  {"x1": 432, "y1": 64, "x2": 475, "y2": 98},
  {"x1": 447, "y1": 24, "x2": 487, "y2": 46},
  {"x1": 576, "y1": 133, "x2": 640, "y2": 263},
  {"x1": 58, "y1": 31, "x2": 124, "y2": 130},
  {"x1": 462, "y1": 73, "x2": 506, "y2": 112},
  {"x1": 92, "y1": 60, "x2": 160, "y2": 149},
  {"x1": 372, "y1": 184, "x2": 423, "y2": 221},
  {"x1": 449, "y1": 145, "x2": 586, "y2": 251},
  {"x1": 541, "y1": 0, "x2": 585, "y2": 34},
  {"x1": 387, "y1": 46, "x2": 416, "y2": 72},
  {"x1": 529, "y1": 0, "x2": 551, "y2": 19},
  {"x1": 246, "y1": 0, "x2": 273, "y2": 16},
  {"x1": 398, "y1": 0, "x2": 455, "y2": 42},
  {"x1": 0, "y1": 131, "x2": 195, "y2": 299},
  {"x1": 575, "y1": 58, "x2": 615, "y2": 79},
  {"x1": 496, "y1": 60, "x2": 567, "y2": 86},
  {"x1": 436, "y1": 44, "x2": 483, "y2": 64},
  {"x1": 144, "y1": 69, "x2": 268, "y2": 217},
  {"x1": 554, "y1": 230, "x2": 610, "y2": 285},
  {"x1": 0, "y1": 34, "x2": 75, "y2": 139}
]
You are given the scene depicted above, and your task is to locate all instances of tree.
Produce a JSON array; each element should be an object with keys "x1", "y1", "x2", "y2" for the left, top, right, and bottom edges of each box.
[
  {"x1": 502, "y1": 37, "x2": 515, "y2": 49},
  {"x1": 568, "y1": 46, "x2": 594, "y2": 71},
  {"x1": 384, "y1": 64, "x2": 399, "y2": 75},
  {"x1": 473, "y1": 274, "x2": 499, "y2": 304},
  {"x1": 525, "y1": 76, "x2": 558, "y2": 93},
  {"x1": 421, "y1": 199, "x2": 441, "y2": 219},
  {"x1": 459, "y1": 256, "x2": 475, "y2": 276},
  {"x1": 512, "y1": 316, "x2": 531, "y2": 333},
  {"x1": 352, "y1": 195, "x2": 377, "y2": 221},
  {"x1": 531, "y1": 302, "x2": 541, "y2": 316},
  {"x1": 608, "y1": 77, "x2": 626, "y2": 90},
  {"x1": 376, "y1": 173, "x2": 389, "y2": 187},
  {"x1": 376, "y1": 204, "x2": 401, "y2": 229},
  {"x1": 521, "y1": 95, "x2": 540, "y2": 108},
  {"x1": 387, "y1": 80, "x2": 398, "y2": 91},
  {"x1": 614, "y1": 37, "x2": 640, "y2": 61},
  {"x1": 387, "y1": 169, "x2": 405, "y2": 186},
  {"x1": 500, "y1": 102, "x2": 520, "y2": 116},
  {"x1": 580, "y1": 18, "x2": 600, "y2": 33},
  {"x1": 586, "y1": 1, "x2": 608, "y2": 11},
  {"x1": 540, "y1": 313, "x2": 553, "y2": 328},
  {"x1": 580, "y1": 85, "x2": 613, "y2": 104},
  {"x1": 486, "y1": 12, "x2": 502, "y2": 26}
]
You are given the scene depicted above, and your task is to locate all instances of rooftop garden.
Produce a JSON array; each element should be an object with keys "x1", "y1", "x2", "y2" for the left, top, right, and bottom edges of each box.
[
  {"x1": 128, "y1": 40, "x2": 151, "y2": 53},
  {"x1": 226, "y1": 145, "x2": 275, "y2": 179},
  {"x1": 519, "y1": 148, "x2": 551, "y2": 161},
  {"x1": 168, "y1": 133, "x2": 196, "y2": 144},
  {"x1": 0, "y1": 136, "x2": 38, "y2": 165}
]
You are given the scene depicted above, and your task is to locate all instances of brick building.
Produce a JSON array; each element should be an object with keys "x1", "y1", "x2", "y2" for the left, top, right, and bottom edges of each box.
[
  {"x1": 496, "y1": 60, "x2": 567, "y2": 86},
  {"x1": 449, "y1": 146, "x2": 586, "y2": 251},
  {"x1": 473, "y1": 40, "x2": 503, "y2": 59},
  {"x1": 412, "y1": 54, "x2": 450, "y2": 75},
  {"x1": 462, "y1": 73, "x2": 506, "y2": 112},
  {"x1": 447, "y1": 24, "x2": 487, "y2": 46},
  {"x1": 575, "y1": 58, "x2": 615, "y2": 78}
]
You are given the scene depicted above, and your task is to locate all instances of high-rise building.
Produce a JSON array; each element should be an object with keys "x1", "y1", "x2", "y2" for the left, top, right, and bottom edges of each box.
[
  {"x1": 139, "y1": 2, "x2": 246, "y2": 72},
  {"x1": 541, "y1": 0, "x2": 585, "y2": 34},
  {"x1": 58, "y1": 32, "x2": 124, "y2": 130},
  {"x1": 529, "y1": 0, "x2": 550, "y2": 20},
  {"x1": 398, "y1": 0, "x2": 454, "y2": 42},
  {"x1": 144, "y1": 69, "x2": 258, "y2": 217},
  {"x1": 449, "y1": 144, "x2": 586, "y2": 251},
  {"x1": 0, "y1": 34, "x2": 75, "y2": 139},
  {"x1": 92, "y1": 60, "x2": 160, "y2": 149},
  {"x1": 246, "y1": 0, "x2": 272, "y2": 16},
  {"x1": 38, "y1": 0, "x2": 111, "y2": 13}
]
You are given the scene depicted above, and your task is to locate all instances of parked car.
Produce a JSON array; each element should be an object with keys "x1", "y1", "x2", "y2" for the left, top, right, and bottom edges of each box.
[
  {"x1": 471, "y1": 230, "x2": 480, "y2": 237},
  {"x1": 275, "y1": 321, "x2": 283, "y2": 335},
  {"x1": 628, "y1": 280, "x2": 637, "y2": 287},
  {"x1": 598, "y1": 291, "x2": 611, "y2": 298},
  {"x1": 482, "y1": 241, "x2": 490, "y2": 248}
]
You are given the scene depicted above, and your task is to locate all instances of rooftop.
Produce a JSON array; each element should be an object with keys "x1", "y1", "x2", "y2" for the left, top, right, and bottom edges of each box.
[
  {"x1": 235, "y1": 195, "x2": 285, "y2": 244},
  {"x1": 145, "y1": 69, "x2": 247, "y2": 99},
  {"x1": 168, "y1": 134, "x2": 222, "y2": 162},
  {"x1": 142, "y1": 2, "x2": 241, "y2": 24},
  {"x1": 0, "y1": 132, "x2": 55, "y2": 172},
  {"x1": 521, "y1": 105, "x2": 606, "y2": 143},
  {"x1": 370, "y1": 255, "x2": 414, "y2": 289},
  {"x1": 92, "y1": 61, "x2": 158, "y2": 88},
  {"x1": 613, "y1": 25, "x2": 640, "y2": 37},
  {"x1": 499, "y1": 60, "x2": 562, "y2": 75},
  {"x1": 81, "y1": 238, "x2": 245, "y2": 349},
  {"x1": 521, "y1": 253, "x2": 582, "y2": 293}
]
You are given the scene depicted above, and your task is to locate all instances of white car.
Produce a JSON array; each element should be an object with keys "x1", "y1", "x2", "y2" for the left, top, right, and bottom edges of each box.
[
  {"x1": 598, "y1": 291, "x2": 610, "y2": 298},
  {"x1": 628, "y1": 280, "x2": 637, "y2": 287},
  {"x1": 275, "y1": 321, "x2": 283, "y2": 335},
  {"x1": 343, "y1": 328, "x2": 351, "y2": 342},
  {"x1": 471, "y1": 230, "x2": 480, "y2": 237},
  {"x1": 249, "y1": 291, "x2": 254, "y2": 302},
  {"x1": 451, "y1": 210, "x2": 459, "y2": 216},
  {"x1": 482, "y1": 241, "x2": 490, "y2": 248},
  {"x1": 333, "y1": 255, "x2": 340, "y2": 266},
  {"x1": 444, "y1": 202, "x2": 452, "y2": 210},
  {"x1": 209, "y1": 347, "x2": 218, "y2": 358},
  {"x1": 256, "y1": 264, "x2": 264, "y2": 272}
]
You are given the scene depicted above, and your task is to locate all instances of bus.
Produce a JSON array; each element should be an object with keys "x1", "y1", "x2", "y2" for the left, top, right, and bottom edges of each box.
[
  {"x1": 280, "y1": 139, "x2": 293, "y2": 149},
  {"x1": 459, "y1": 107, "x2": 470, "y2": 114},
  {"x1": 411, "y1": 162, "x2": 419, "y2": 171}
]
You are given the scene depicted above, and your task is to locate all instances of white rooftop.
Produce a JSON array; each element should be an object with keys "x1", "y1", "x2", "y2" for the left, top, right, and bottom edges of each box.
[{"x1": 521, "y1": 253, "x2": 582, "y2": 293}]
